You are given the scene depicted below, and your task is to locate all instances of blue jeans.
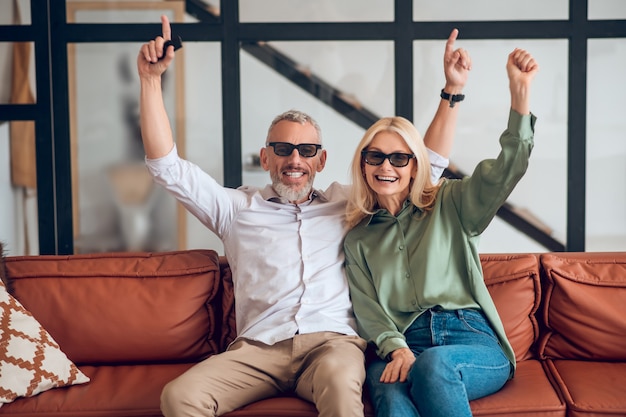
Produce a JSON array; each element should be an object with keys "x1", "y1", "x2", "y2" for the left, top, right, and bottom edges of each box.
[{"x1": 366, "y1": 308, "x2": 512, "y2": 417}]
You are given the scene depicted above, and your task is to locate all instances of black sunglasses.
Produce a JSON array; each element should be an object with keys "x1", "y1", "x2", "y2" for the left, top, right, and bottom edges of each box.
[
  {"x1": 361, "y1": 150, "x2": 415, "y2": 167},
  {"x1": 267, "y1": 142, "x2": 322, "y2": 158}
]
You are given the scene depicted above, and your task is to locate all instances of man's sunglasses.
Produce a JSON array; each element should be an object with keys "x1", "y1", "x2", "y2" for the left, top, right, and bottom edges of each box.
[
  {"x1": 361, "y1": 150, "x2": 415, "y2": 168},
  {"x1": 267, "y1": 142, "x2": 322, "y2": 158}
]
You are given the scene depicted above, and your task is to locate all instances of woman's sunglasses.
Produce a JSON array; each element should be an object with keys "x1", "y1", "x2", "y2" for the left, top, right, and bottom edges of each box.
[{"x1": 361, "y1": 150, "x2": 415, "y2": 167}]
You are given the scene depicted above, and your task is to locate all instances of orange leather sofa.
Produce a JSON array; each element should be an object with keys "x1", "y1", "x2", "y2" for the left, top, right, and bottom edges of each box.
[{"x1": 1, "y1": 249, "x2": 625, "y2": 417}]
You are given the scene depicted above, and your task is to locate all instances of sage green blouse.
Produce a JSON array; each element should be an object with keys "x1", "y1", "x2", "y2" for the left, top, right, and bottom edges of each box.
[{"x1": 344, "y1": 109, "x2": 536, "y2": 372}]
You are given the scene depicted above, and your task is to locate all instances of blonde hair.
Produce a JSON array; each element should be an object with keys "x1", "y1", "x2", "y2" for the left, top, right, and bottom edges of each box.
[{"x1": 346, "y1": 116, "x2": 442, "y2": 228}]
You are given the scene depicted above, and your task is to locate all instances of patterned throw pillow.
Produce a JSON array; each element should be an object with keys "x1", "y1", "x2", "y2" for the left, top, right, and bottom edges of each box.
[{"x1": 0, "y1": 279, "x2": 90, "y2": 407}]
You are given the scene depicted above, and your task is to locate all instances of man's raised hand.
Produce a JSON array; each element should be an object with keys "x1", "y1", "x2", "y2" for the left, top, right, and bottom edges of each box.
[{"x1": 137, "y1": 15, "x2": 175, "y2": 79}]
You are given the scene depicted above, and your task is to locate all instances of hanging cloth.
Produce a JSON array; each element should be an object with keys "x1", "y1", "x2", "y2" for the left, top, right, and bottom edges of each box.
[{"x1": 9, "y1": 0, "x2": 37, "y2": 189}]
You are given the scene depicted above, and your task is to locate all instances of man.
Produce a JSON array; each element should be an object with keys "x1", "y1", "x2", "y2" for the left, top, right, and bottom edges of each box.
[{"x1": 137, "y1": 15, "x2": 471, "y2": 417}]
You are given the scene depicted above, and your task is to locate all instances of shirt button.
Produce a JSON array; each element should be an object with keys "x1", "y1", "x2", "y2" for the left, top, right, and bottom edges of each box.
[
  {"x1": 405, "y1": 272, "x2": 410, "y2": 278},
  {"x1": 399, "y1": 245, "x2": 404, "y2": 250}
]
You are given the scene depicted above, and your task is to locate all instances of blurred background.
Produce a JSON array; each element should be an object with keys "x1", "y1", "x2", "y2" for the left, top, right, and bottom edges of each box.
[{"x1": 0, "y1": 0, "x2": 624, "y2": 256}]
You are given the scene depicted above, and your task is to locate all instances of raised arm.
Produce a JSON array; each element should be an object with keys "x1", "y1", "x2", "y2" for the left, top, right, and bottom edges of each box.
[
  {"x1": 506, "y1": 48, "x2": 539, "y2": 115},
  {"x1": 422, "y1": 28, "x2": 472, "y2": 158},
  {"x1": 456, "y1": 49, "x2": 538, "y2": 235},
  {"x1": 137, "y1": 15, "x2": 177, "y2": 159}
]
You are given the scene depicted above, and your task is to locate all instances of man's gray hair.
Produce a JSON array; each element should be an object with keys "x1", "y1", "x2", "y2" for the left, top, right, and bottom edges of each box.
[{"x1": 266, "y1": 109, "x2": 323, "y2": 144}]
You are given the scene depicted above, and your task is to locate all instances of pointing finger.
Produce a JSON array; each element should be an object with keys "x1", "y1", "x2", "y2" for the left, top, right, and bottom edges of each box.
[
  {"x1": 446, "y1": 28, "x2": 459, "y2": 53},
  {"x1": 161, "y1": 14, "x2": 171, "y2": 41}
]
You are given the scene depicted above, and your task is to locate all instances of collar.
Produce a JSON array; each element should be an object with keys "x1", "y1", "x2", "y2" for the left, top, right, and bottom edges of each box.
[
  {"x1": 365, "y1": 199, "x2": 417, "y2": 226},
  {"x1": 260, "y1": 185, "x2": 327, "y2": 205}
]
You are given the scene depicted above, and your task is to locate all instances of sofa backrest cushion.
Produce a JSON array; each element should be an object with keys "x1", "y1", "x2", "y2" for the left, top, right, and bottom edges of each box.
[
  {"x1": 4, "y1": 250, "x2": 221, "y2": 365},
  {"x1": 219, "y1": 257, "x2": 237, "y2": 351},
  {"x1": 538, "y1": 252, "x2": 626, "y2": 360},
  {"x1": 480, "y1": 253, "x2": 541, "y2": 361}
]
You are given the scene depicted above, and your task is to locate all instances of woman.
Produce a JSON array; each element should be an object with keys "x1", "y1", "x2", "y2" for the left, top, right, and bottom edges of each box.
[{"x1": 344, "y1": 48, "x2": 539, "y2": 417}]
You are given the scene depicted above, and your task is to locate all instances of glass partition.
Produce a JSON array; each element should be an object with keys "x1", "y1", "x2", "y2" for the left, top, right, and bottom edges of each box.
[
  {"x1": 66, "y1": 0, "x2": 194, "y2": 23},
  {"x1": 1, "y1": 1, "x2": 34, "y2": 256},
  {"x1": 413, "y1": 0, "x2": 568, "y2": 21},
  {"x1": 67, "y1": 2, "x2": 222, "y2": 253},
  {"x1": 589, "y1": 0, "x2": 626, "y2": 19},
  {"x1": 69, "y1": 39, "x2": 180, "y2": 253},
  {"x1": 0, "y1": 0, "x2": 30, "y2": 25},
  {"x1": 586, "y1": 38, "x2": 626, "y2": 251},
  {"x1": 0, "y1": 42, "x2": 36, "y2": 104},
  {"x1": 69, "y1": 38, "x2": 224, "y2": 253},
  {"x1": 266, "y1": 40, "x2": 394, "y2": 117},
  {"x1": 182, "y1": 42, "x2": 224, "y2": 253},
  {"x1": 0, "y1": 121, "x2": 39, "y2": 256},
  {"x1": 240, "y1": 0, "x2": 393, "y2": 22},
  {"x1": 0, "y1": 39, "x2": 37, "y2": 256},
  {"x1": 414, "y1": 38, "x2": 569, "y2": 253}
]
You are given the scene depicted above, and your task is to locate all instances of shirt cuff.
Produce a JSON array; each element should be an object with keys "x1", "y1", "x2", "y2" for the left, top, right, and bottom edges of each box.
[
  {"x1": 427, "y1": 148, "x2": 449, "y2": 183},
  {"x1": 380, "y1": 337, "x2": 410, "y2": 360},
  {"x1": 507, "y1": 108, "x2": 536, "y2": 141}
]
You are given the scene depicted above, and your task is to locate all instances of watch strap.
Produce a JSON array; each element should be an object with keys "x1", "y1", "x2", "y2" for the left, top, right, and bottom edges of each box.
[{"x1": 440, "y1": 89, "x2": 465, "y2": 108}]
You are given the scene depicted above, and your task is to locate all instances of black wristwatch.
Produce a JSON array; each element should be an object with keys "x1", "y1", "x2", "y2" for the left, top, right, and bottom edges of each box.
[{"x1": 440, "y1": 89, "x2": 465, "y2": 108}]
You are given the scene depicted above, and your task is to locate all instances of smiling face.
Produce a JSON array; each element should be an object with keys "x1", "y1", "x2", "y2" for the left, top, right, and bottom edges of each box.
[
  {"x1": 260, "y1": 120, "x2": 327, "y2": 204},
  {"x1": 363, "y1": 130, "x2": 417, "y2": 214}
]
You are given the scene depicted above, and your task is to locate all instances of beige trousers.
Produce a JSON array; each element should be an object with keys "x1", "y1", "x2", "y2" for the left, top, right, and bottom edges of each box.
[{"x1": 160, "y1": 332, "x2": 367, "y2": 417}]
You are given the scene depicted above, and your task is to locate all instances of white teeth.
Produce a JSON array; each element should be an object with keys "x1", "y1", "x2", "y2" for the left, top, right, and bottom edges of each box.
[
  {"x1": 376, "y1": 176, "x2": 397, "y2": 182},
  {"x1": 285, "y1": 172, "x2": 304, "y2": 178}
]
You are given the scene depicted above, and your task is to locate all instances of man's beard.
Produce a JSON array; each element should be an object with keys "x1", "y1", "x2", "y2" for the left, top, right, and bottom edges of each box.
[{"x1": 270, "y1": 171, "x2": 314, "y2": 203}]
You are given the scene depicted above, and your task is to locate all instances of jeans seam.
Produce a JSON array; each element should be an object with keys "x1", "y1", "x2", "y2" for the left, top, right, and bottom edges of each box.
[
  {"x1": 458, "y1": 311, "x2": 500, "y2": 344},
  {"x1": 454, "y1": 360, "x2": 511, "y2": 373}
]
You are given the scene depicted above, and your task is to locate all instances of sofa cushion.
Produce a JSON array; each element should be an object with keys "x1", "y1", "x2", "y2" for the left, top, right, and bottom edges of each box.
[
  {"x1": 480, "y1": 254, "x2": 541, "y2": 361},
  {"x1": 0, "y1": 279, "x2": 89, "y2": 408},
  {"x1": 470, "y1": 360, "x2": 565, "y2": 416},
  {"x1": 538, "y1": 252, "x2": 626, "y2": 360},
  {"x1": 4, "y1": 250, "x2": 221, "y2": 364},
  {"x1": 221, "y1": 396, "x2": 343, "y2": 417},
  {"x1": 545, "y1": 359, "x2": 626, "y2": 417},
  {"x1": 219, "y1": 361, "x2": 565, "y2": 417},
  {"x1": 0, "y1": 363, "x2": 192, "y2": 416}
]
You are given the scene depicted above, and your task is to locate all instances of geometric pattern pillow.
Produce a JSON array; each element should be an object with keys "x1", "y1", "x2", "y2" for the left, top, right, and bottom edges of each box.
[{"x1": 0, "y1": 279, "x2": 89, "y2": 407}]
